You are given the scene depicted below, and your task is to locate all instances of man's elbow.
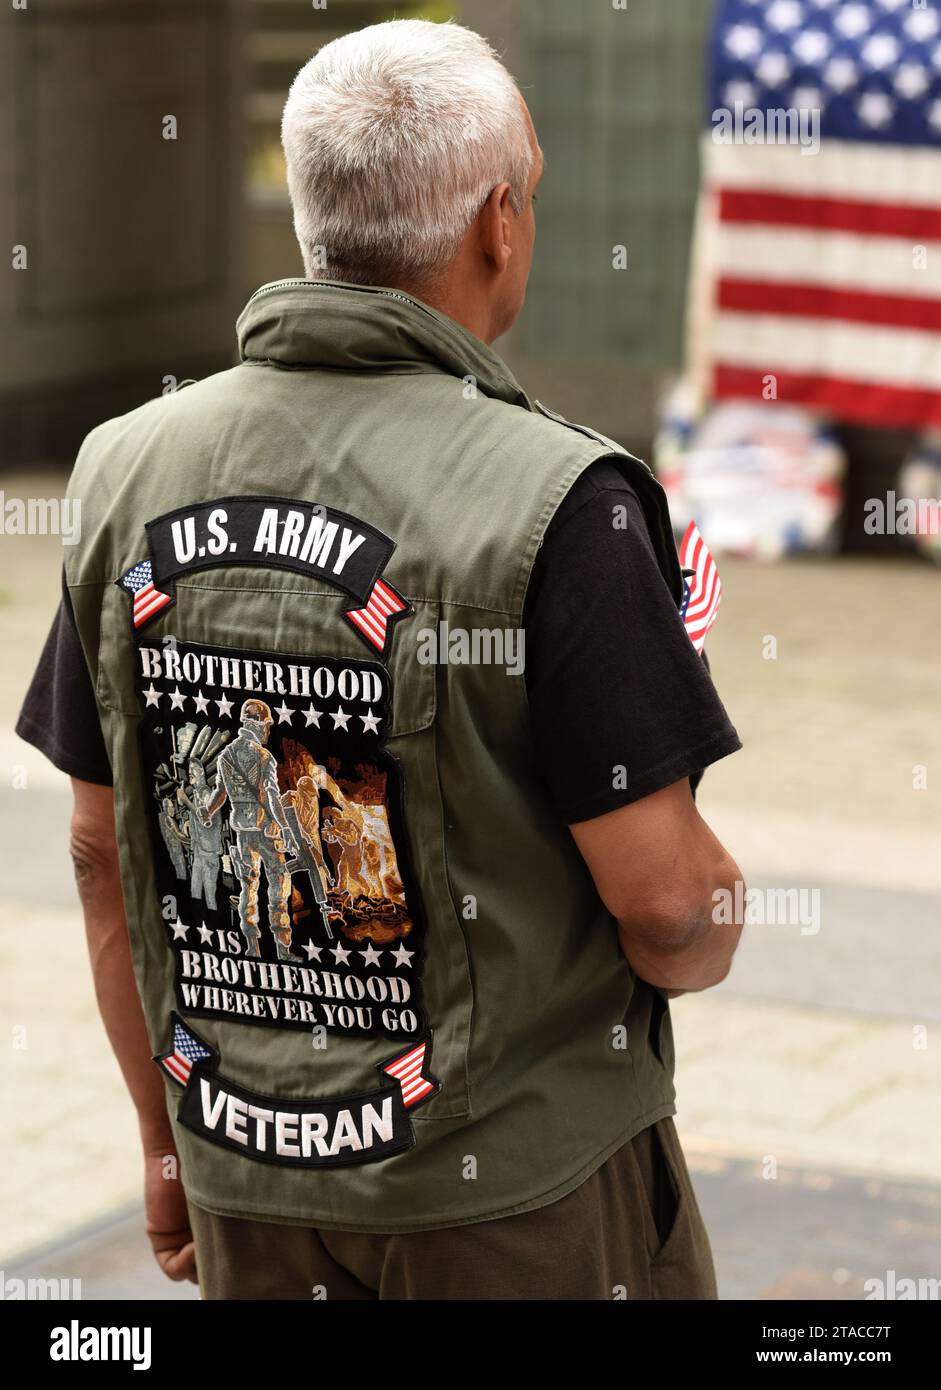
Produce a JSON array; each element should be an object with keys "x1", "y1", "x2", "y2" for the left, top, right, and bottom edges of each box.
[
  {"x1": 618, "y1": 894, "x2": 711, "y2": 959},
  {"x1": 69, "y1": 815, "x2": 121, "y2": 899},
  {"x1": 614, "y1": 854, "x2": 745, "y2": 991}
]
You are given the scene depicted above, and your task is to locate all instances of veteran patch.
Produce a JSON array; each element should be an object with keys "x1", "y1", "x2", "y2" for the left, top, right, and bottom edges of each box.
[
  {"x1": 156, "y1": 1014, "x2": 440, "y2": 1168},
  {"x1": 137, "y1": 637, "x2": 427, "y2": 1040}
]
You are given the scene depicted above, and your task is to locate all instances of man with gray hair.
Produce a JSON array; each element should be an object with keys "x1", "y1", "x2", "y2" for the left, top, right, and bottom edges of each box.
[{"x1": 18, "y1": 18, "x2": 744, "y2": 1300}]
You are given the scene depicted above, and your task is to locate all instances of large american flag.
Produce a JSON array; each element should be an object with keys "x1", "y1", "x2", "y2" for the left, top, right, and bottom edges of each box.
[
  {"x1": 689, "y1": 0, "x2": 941, "y2": 429},
  {"x1": 119, "y1": 559, "x2": 173, "y2": 628}
]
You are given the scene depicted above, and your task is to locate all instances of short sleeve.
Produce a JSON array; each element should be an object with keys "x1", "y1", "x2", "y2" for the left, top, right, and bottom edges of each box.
[
  {"x1": 15, "y1": 573, "x2": 113, "y2": 786},
  {"x1": 523, "y1": 460, "x2": 741, "y2": 824}
]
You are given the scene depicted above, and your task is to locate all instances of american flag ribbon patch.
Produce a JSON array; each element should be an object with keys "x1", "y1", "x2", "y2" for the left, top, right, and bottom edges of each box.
[
  {"x1": 679, "y1": 521, "x2": 723, "y2": 655},
  {"x1": 119, "y1": 560, "x2": 174, "y2": 629},
  {"x1": 344, "y1": 578, "x2": 411, "y2": 657},
  {"x1": 157, "y1": 1019, "x2": 213, "y2": 1087},
  {"x1": 380, "y1": 1038, "x2": 436, "y2": 1110}
]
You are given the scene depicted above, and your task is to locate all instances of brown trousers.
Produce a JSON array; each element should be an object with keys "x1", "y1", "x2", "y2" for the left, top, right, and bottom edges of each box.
[{"x1": 187, "y1": 1117, "x2": 717, "y2": 1301}]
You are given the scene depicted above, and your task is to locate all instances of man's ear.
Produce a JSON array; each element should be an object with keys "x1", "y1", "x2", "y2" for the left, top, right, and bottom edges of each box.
[{"x1": 477, "y1": 182, "x2": 514, "y2": 273}]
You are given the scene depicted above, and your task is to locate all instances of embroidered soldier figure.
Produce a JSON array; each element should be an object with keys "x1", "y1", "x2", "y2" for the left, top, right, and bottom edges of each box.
[
  {"x1": 179, "y1": 760, "x2": 222, "y2": 912},
  {"x1": 157, "y1": 794, "x2": 188, "y2": 881},
  {"x1": 201, "y1": 700, "x2": 301, "y2": 961}
]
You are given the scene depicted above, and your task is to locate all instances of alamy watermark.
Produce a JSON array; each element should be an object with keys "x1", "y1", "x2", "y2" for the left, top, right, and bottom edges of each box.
[
  {"x1": 713, "y1": 882, "x2": 821, "y2": 936},
  {"x1": 0, "y1": 493, "x2": 81, "y2": 544},
  {"x1": 712, "y1": 100, "x2": 820, "y2": 155},
  {"x1": 864, "y1": 491, "x2": 940, "y2": 537},
  {"x1": 864, "y1": 1269, "x2": 940, "y2": 1301},
  {"x1": 50, "y1": 1320, "x2": 151, "y2": 1369},
  {"x1": 1, "y1": 1269, "x2": 82, "y2": 1299},
  {"x1": 416, "y1": 622, "x2": 525, "y2": 676}
]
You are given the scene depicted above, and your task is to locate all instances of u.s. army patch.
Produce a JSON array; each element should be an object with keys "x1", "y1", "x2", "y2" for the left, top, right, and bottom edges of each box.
[
  {"x1": 137, "y1": 637, "x2": 427, "y2": 1041},
  {"x1": 117, "y1": 496, "x2": 413, "y2": 658}
]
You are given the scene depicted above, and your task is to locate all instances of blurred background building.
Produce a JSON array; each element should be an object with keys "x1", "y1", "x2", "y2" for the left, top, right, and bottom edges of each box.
[
  {"x1": 0, "y1": 0, "x2": 710, "y2": 464},
  {"x1": 1, "y1": 0, "x2": 939, "y2": 1300}
]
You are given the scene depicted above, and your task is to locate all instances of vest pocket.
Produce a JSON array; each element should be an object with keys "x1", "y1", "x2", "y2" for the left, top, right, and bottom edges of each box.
[{"x1": 384, "y1": 601, "x2": 473, "y2": 1119}]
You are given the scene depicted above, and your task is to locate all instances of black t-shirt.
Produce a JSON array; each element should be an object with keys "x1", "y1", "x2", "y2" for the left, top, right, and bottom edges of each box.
[
  {"x1": 522, "y1": 460, "x2": 740, "y2": 821},
  {"x1": 16, "y1": 460, "x2": 741, "y2": 822}
]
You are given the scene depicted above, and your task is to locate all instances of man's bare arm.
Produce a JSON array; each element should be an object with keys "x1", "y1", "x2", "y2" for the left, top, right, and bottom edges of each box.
[
  {"x1": 69, "y1": 778, "x2": 196, "y2": 1283},
  {"x1": 571, "y1": 778, "x2": 744, "y2": 994}
]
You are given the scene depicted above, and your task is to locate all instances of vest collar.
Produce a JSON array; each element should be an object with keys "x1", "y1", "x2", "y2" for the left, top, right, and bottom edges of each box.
[{"x1": 237, "y1": 279, "x2": 532, "y2": 409}]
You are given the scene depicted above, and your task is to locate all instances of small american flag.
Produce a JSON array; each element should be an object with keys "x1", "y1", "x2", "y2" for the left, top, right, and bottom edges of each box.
[
  {"x1": 693, "y1": 0, "x2": 941, "y2": 430},
  {"x1": 679, "y1": 521, "x2": 723, "y2": 654},
  {"x1": 345, "y1": 578, "x2": 409, "y2": 655},
  {"x1": 381, "y1": 1039, "x2": 436, "y2": 1109},
  {"x1": 158, "y1": 1020, "x2": 212, "y2": 1087},
  {"x1": 120, "y1": 559, "x2": 173, "y2": 628}
]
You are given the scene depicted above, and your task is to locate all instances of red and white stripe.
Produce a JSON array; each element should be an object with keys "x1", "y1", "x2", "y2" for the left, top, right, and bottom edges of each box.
[
  {"x1": 382, "y1": 1040, "x2": 435, "y2": 1110},
  {"x1": 688, "y1": 139, "x2": 941, "y2": 430},
  {"x1": 133, "y1": 583, "x2": 173, "y2": 627},
  {"x1": 680, "y1": 521, "x2": 722, "y2": 655},
  {"x1": 346, "y1": 578, "x2": 407, "y2": 653},
  {"x1": 161, "y1": 1050, "x2": 195, "y2": 1087}
]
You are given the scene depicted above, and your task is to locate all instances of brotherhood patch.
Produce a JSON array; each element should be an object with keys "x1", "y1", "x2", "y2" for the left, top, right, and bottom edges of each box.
[
  {"x1": 156, "y1": 1014, "x2": 440, "y2": 1168},
  {"x1": 117, "y1": 496, "x2": 413, "y2": 658},
  {"x1": 138, "y1": 637, "x2": 428, "y2": 1041}
]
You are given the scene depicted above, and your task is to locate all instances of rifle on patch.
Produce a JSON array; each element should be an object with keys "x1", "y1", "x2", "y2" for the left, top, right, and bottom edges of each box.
[{"x1": 282, "y1": 802, "x2": 335, "y2": 941}]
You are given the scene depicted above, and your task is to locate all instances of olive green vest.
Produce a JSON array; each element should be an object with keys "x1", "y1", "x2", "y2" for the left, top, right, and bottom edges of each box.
[{"x1": 64, "y1": 280, "x2": 683, "y2": 1232}]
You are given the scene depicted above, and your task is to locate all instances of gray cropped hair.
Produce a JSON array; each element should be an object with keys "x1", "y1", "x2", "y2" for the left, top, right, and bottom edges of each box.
[{"x1": 281, "y1": 19, "x2": 534, "y2": 290}]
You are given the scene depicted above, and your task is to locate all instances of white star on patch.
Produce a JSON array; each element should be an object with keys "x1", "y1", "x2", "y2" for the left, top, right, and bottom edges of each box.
[
  {"x1": 143, "y1": 683, "x2": 161, "y2": 708},
  {"x1": 304, "y1": 705, "x2": 322, "y2": 727},
  {"x1": 858, "y1": 91, "x2": 894, "y2": 128},
  {"x1": 304, "y1": 940, "x2": 322, "y2": 962},
  {"x1": 274, "y1": 701, "x2": 294, "y2": 725},
  {"x1": 171, "y1": 918, "x2": 190, "y2": 940},
  {"x1": 861, "y1": 34, "x2": 900, "y2": 71},
  {"x1": 361, "y1": 942, "x2": 383, "y2": 967},
  {"x1": 875, "y1": 0, "x2": 909, "y2": 12},
  {"x1": 216, "y1": 694, "x2": 234, "y2": 718},
  {"x1": 895, "y1": 64, "x2": 929, "y2": 100},
  {"x1": 906, "y1": 8, "x2": 941, "y2": 42},
  {"x1": 360, "y1": 708, "x2": 381, "y2": 734},
  {"x1": 824, "y1": 57, "x2": 858, "y2": 92},
  {"x1": 331, "y1": 706, "x2": 351, "y2": 731},
  {"x1": 390, "y1": 943, "x2": 414, "y2": 968},
  {"x1": 929, "y1": 98, "x2": 941, "y2": 132},
  {"x1": 192, "y1": 690, "x2": 210, "y2": 714},
  {"x1": 331, "y1": 942, "x2": 352, "y2": 966},
  {"x1": 766, "y1": 0, "x2": 804, "y2": 32},
  {"x1": 934, "y1": 42, "x2": 941, "y2": 72},
  {"x1": 756, "y1": 52, "x2": 791, "y2": 87},
  {"x1": 725, "y1": 23, "x2": 762, "y2": 59},
  {"x1": 792, "y1": 29, "x2": 831, "y2": 65},
  {"x1": 835, "y1": 4, "x2": 871, "y2": 39},
  {"x1": 198, "y1": 921, "x2": 213, "y2": 944},
  {"x1": 169, "y1": 687, "x2": 186, "y2": 710}
]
